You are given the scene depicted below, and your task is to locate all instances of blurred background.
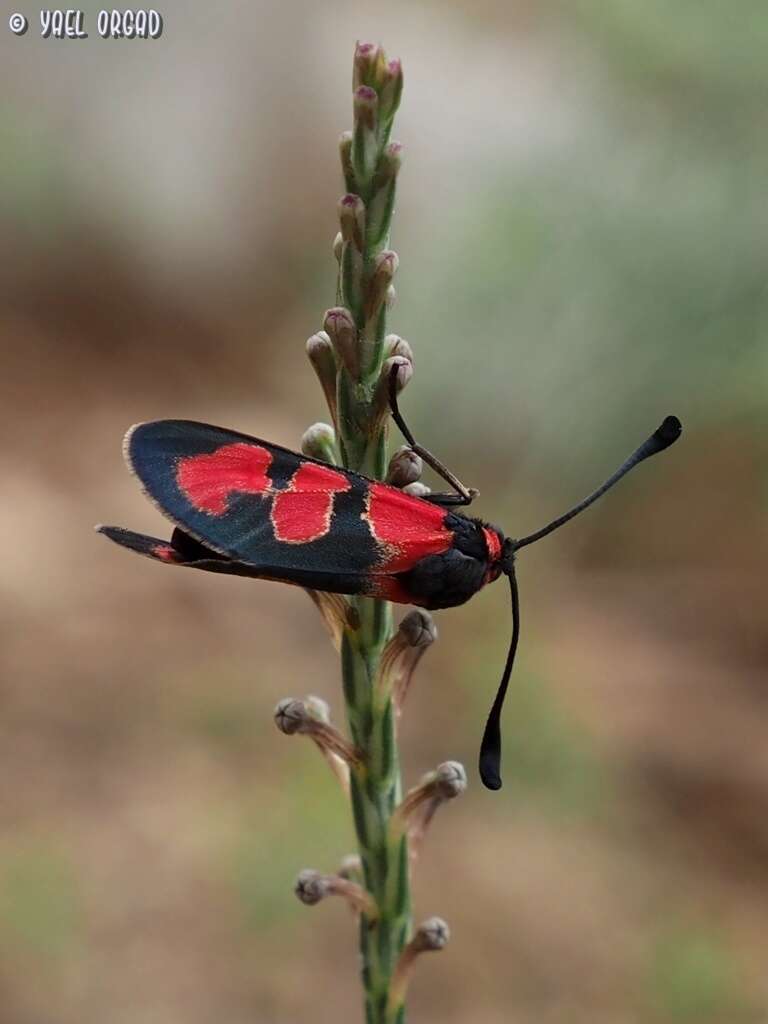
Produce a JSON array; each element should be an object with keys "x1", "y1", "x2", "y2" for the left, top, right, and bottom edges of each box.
[{"x1": 1, "y1": 2, "x2": 767, "y2": 1021}]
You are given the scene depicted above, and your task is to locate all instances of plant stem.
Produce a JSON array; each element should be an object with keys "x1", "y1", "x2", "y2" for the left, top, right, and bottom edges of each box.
[{"x1": 333, "y1": 45, "x2": 410, "y2": 1024}]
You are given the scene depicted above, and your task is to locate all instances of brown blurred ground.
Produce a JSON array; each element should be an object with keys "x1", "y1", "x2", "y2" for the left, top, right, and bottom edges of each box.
[{"x1": 1, "y1": 2, "x2": 767, "y2": 1022}]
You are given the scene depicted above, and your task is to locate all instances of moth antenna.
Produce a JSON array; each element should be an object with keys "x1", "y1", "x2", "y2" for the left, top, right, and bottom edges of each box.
[
  {"x1": 514, "y1": 415, "x2": 682, "y2": 551},
  {"x1": 478, "y1": 567, "x2": 520, "y2": 791}
]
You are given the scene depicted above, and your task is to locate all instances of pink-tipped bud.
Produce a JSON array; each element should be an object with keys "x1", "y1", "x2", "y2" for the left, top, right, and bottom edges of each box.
[
  {"x1": 387, "y1": 446, "x2": 422, "y2": 488},
  {"x1": 365, "y1": 250, "x2": 399, "y2": 320},
  {"x1": 354, "y1": 85, "x2": 378, "y2": 132},
  {"x1": 324, "y1": 306, "x2": 359, "y2": 378},
  {"x1": 353, "y1": 41, "x2": 386, "y2": 90},
  {"x1": 371, "y1": 355, "x2": 412, "y2": 431},
  {"x1": 338, "y1": 193, "x2": 366, "y2": 252},
  {"x1": 379, "y1": 59, "x2": 404, "y2": 122},
  {"x1": 374, "y1": 141, "x2": 403, "y2": 187}
]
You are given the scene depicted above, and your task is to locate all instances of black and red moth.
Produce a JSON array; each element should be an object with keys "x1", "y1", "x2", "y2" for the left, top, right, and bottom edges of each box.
[{"x1": 98, "y1": 393, "x2": 681, "y2": 790}]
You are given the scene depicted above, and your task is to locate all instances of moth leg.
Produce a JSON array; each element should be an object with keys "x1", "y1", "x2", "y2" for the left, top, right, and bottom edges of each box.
[
  {"x1": 422, "y1": 491, "x2": 477, "y2": 508},
  {"x1": 388, "y1": 363, "x2": 478, "y2": 506}
]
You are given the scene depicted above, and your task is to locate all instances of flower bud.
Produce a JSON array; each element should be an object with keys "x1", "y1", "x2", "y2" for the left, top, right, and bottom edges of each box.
[
  {"x1": 400, "y1": 608, "x2": 438, "y2": 649},
  {"x1": 376, "y1": 141, "x2": 403, "y2": 184},
  {"x1": 365, "y1": 250, "x2": 399, "y2": 321},
  {"x1": 414, "y1": 917, "x2": 450, "y2": 952},
  {"x1": 352, "y1": 86, "x2": 378, "y2": 182},
  {"x1": 389, "y1": 916, "x2": 450, "y2": 1011},
  {"x1": 403, "y1": 481, "x2": 431, "y2": 499},
  {"x1": 301, "y1": 422, "x2": 337, "y2": 464},
  {"x1": 306, "y1": 331, "x2": 338, "y2": 427},
  {"x1": 386, "y1": 446, "x2": 422, "y2": 488},
  {"x1": 274, "y1": 696, "x2": 361, "y2": 772},
  {"x1": 377, "y1": 608, "x2": 437, "y2": 713},
  {"x1": 339, "y1": 130, "x2": 355, "y2": 193},
  {"x1": 338, "y1": 193, "x2": 366, "y2": 252},
  {"x1": 379, "y1": 59, "x2": 404, "y2": 127},
  {"x1": 391, "y1": 760, "x2": 467, "y2": 850},
  {"x1": 324, "y1": 306, "x2": 360, "y2": 378},
  {"x1": 383, "y1": 334, "x2": 413, "y2": 365},
  {"x1": 333, "y1": 231, "x2": 343, "y2": 263},
  {"x1": 367, "y1": 143, "x2": 401, "y2": 248},
  {"x1": 338, "y1": 853, "x2": 363, "y2": 882},
  {"x1": 294, "y1": 868, "x2": 376, "y2": 916},
  {"x1": 353, "y1": 41, "x2": 384, "y2": 90},
  {"x1": 371, "y1": 356, "x2": 413, "y2": 432},
  {"x1": 434, "y1": 760, "x2": 467, "y2": 799},
  {"x1": 295, "y1": 869, "x2": 331, "y2": 905}
]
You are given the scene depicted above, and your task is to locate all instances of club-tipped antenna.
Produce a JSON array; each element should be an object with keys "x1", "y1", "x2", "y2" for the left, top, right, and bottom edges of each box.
[
  {"x1": 514, "y1": 415, "x2": 682, "y2": 551},
  {"x1": 479, "y1": 567, "x2": 520, "y2": 790},
  {"x1": 479, "y1": 414, "x2": 682, "y2": 791}
]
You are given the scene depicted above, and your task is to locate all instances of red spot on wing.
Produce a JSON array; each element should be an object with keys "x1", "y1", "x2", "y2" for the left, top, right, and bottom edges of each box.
[
  {"x1": 271, "y1": 462, "x2": 352, "y2": 543},
  {"x1": 177, "y1": 443, "x2": 273, "y2": 515},
  {"x1": 153, "y1": 544, "x2": 181, "y2": 563},
  {"x1": 367, "y1": 483, "x2": 453, "y2": 572}
]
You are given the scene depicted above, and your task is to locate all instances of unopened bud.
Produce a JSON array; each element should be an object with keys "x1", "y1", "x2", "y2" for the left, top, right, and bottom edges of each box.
[
  {"x1": 392, "y1": 760, "x2": 467, "y2": 849},
  {"x1": 274, "y1": 698, "x2": 305, "y2": 736},
  {"x1": 377, "y1": 608, "x2": 437, "y2": 712},
  {"x1": 387, "y1": 446, "x2": 422, "y2": 488},
  {"x1": 365, "y1": 249, "x2": 398, "y2": 320},
  {"x1": 301, "y1": 422, "x2": 337, "y2": 464},
  {"x1": 377, "y1": 141, "x2": 403, "y2": 183},
  {"x1": 324, "y1": 306, "x2": 359, "y2": 378},
  {"x1": 338, "y1": 853, "x2": 363, "y2": 881},
  {"x1": 413, "y1": 916, "x2": 450, "y2": 952},
  {"x1": 389, "y1": 916, "x2": 450, "y2": 1011},
  {"x1": 400, "y1": 608, "x2": 438, "y2": 649},
  {"x1": 403, "y1": 481, "x2": 431, "y2": 499},
  {"x1": 434, "y1": 761, "x2": 467, "y2": 799},
  {"x1": 333, "y1": 231, "x2": 344, "y2": 263},
  {"x1": 383, "y1": 334, "x2": 413, "y2": 365},
  {"x1": 353, "y1": 86, "x2": 379, "y2": 181},
  {"x1": 379, "y1": 59, "x2": 404, "y2": 127},
  {"x1": 338, "y1": 193, "x2": 365, "y2": 252},
  {"x1": 371, "y1": 356, "x2": 413, "y2": 432},
  {"x1": 339, "y1": 130, "x2": 355, "y2": 193},
  {"x1": 294, "y1": 868, "x2": 376, "y2": 916},
  {"x1": 353, "y1": 84, "x2": 378, "y2": 131},
  {"x1": 295, "y1": 869, "x2": 331, "y2": 905},
  {"x1": 306, "y1": 331, "x2": 338, "y2": 427},
  {"x1": 274, "y1": 697, "x2": 361, "y2": 770},
  {"x1": 367, "y1": 143, "x2": 402, "y2": 248},
  {"x1": 353, "y1": 41, "x2": 384, "y2": 90}
]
